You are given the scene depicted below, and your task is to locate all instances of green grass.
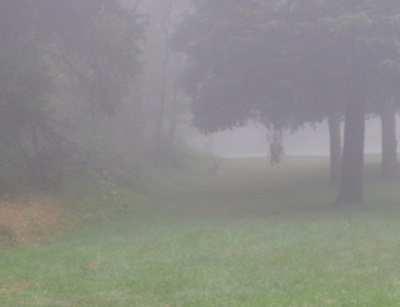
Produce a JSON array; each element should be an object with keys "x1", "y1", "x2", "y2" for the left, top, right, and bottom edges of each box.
[{"x1": 2, "y1": 156, "x2": 400, "y2": 306}]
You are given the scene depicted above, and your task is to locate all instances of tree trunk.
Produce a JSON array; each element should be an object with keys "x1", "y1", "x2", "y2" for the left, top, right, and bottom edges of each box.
[
  {"x1": 327, "y1": 108, "x2": 342, "y2": 185},
  {"x1": 380, "y1": 97, "x2": 398, "y2": 180},
  {"x1": 166, "y1": 93, "x2": 178, "y2": 146},
  {"x1": 166, "y1": 54, "x2": 185, "y2": 147},
  {"x1": 337, "y1": 96, "x2": 366, "y2": 204},
  {"x1": 154, "y1": 1, "x2": 174, "y2": 161},
  {"x1": 154, "y1": 49, "x2": 169, "y2": 154}
]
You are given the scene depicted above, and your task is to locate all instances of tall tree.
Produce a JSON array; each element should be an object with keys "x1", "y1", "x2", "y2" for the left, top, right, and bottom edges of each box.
[{"x1": 174, "y1": 0, "x2": 341, "y2": 176}]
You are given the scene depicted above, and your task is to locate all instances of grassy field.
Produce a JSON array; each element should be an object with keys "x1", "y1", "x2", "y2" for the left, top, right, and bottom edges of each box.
[{"x1": 2, "y1": 156, "x2": 400, "y2": 306}]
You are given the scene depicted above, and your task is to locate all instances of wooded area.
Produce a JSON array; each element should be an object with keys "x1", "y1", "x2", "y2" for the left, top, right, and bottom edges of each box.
[
  {"x1": 0, "y1": 0, "x2": 192, "y2": 195},
  {"x1": 1, "y1": 0, "x2": 400, "y2": 204}
]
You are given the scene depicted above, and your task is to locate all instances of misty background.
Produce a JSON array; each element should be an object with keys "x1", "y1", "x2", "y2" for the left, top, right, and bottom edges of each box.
[
  {"x1": 4, "y1": 1, "x2": 400, "y2": 306},
  {"x1": 0, "y1": 0, "x2": 399, "y2": 204},
  {"x1": 184, "y1": 118, "x2": 387, "y2": 157}
]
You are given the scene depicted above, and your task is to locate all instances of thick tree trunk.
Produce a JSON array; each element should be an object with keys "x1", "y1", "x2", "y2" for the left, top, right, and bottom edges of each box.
[
  {"x1": 337, "y1": 96, "x2": 365, "y2": 204},
  {"x1": 327, "y1": 108, "x2": 342, "y2": 185},
  {"x1": 380, "y1": 97, "x2": 398, "y2": 180}
]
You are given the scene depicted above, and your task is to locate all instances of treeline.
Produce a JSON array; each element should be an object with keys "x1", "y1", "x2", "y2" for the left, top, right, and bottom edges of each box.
[
  {"x1": 174, "y1": 0, "x2": 400, "y2": 204},
  {"x1": 0, "y1": 0, "x2": 191, "y2": 195},
  {"x1": 3, "y1": 0, "x2": 399, "y2": 205}
]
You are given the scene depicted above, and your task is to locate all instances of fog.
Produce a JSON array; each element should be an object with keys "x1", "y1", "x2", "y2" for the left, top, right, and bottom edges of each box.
[
  {"x1": 184, "y1": 117, "x2": 388, "y2": 158},
  {"x1": 3, "y1": 1, "x2": 400, "y2": 305},
  {"x1": 1, "y1": 0, "x2": 399, "y2": 196}
]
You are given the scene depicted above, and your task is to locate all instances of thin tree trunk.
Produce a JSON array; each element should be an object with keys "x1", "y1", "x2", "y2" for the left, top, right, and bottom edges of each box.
[
  {"x1": 154, "y1": 0, "x2": 175, "y2": 160},
  {"x1": 167, "y1": 91, "x2": 179, "y2": 146},
  {"x1": 166, "y1": 54, "x2": 185, "y2": 147},
  {"x1": 154, "y1": 48, "x2": 170, "y2": 150},
  {"x1": 337, "y1": 96, "x2": 365, "y2": 204},
  {"x1": 327, "y1": 107, "x2": 342, "y2": 185},
  {"x1": 381, "y1": 97, "x2": 398, "y2": 180}
]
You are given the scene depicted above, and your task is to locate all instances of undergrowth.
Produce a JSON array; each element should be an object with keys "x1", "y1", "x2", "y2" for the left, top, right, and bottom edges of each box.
[{"x1": 0, "y1": 197, "x2": 70, "y2": 248}]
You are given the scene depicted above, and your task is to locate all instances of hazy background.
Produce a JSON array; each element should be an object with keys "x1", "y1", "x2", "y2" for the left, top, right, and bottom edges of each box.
[{"x1": 184, "y1": 117, "x2": 388, "y2": 157}]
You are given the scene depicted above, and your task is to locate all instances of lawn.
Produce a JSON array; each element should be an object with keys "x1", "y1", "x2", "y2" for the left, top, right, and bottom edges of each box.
[{"x1": 1, "y1": 156, "x2": 400, "y2": 306}]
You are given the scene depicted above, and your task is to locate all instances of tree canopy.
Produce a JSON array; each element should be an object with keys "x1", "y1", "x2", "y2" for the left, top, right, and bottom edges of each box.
[{"x1": 175, "y1": 0, "x2": 400, "y2": 202}]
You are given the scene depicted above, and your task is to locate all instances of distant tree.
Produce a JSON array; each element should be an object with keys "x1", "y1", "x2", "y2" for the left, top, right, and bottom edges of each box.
[
  {"x1": 380, "y1": 98, "x2": 399, "y2": 180},
  {"x1": 372, "y1": 62, "x2": 400, "y2": 180},
  {"x1": 0, "y1": 0, "x2": 144, "y2": 191},
  {"x1": 138, "y1": 0, "x2": 192, "y2": 164}
]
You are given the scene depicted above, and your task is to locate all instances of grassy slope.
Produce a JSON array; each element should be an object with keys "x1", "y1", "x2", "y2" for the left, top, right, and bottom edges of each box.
[{"x1": 2, "y1": 156, "x2": 400, "y2": 306}]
